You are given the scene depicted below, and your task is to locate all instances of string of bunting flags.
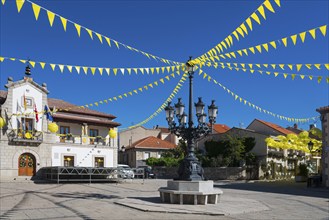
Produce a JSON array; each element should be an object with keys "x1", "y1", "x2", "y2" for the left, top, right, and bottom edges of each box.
[
  {"x1": 196, "y1": 69, "x2": 319, "y2": 123},
  {"x1": 9, "y1": 70, "x2": 185, "y2": 118},
  {"x1": 209, "y1": 62, "x2": 329, "y2": 72},
  {"x1": 202, "y1": 62, "x2": 329, "y2": 84},
  {"x1": 197, "y1": 0, "x2": 281, "y2": 60},
  {"x1": 125, "y1": 73, "x2": 188, "y2": 130},
  {"x1": 0, "y1": 55, "x2": 184, "y2": 76},
  {"x1": 191, "y1": 24, "x2": 328, "y2": 65},
  {"x1": 2, "y1": 0, "x2": 181, "y2": 65}
]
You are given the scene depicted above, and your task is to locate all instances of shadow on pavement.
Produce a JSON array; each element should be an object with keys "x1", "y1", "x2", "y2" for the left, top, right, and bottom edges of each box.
[
  {"x1": 215, "y1": 181, "x2": 329, "y2": 199},
  {"x1": 128, "y1": 196, "x2": 163, "y2": 204}
]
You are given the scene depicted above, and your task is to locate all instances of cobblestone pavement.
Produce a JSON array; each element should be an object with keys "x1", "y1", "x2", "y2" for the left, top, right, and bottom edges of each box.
[{"x1": 0, "y1": 179, "x2": 328, "y2": 220}]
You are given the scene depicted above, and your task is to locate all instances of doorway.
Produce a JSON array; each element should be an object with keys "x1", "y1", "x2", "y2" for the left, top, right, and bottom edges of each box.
[{"x1": 18, "y1": 153, "x2": 36, "y2": 176}]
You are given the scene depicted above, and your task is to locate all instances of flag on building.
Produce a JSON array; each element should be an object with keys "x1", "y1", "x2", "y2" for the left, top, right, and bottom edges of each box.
[
  {"x1": 34, "y1": 104, "x2": 39, "y2": 123},
  {"x1": 44, "y1": 105, "x2": 53, "y2": 121}
]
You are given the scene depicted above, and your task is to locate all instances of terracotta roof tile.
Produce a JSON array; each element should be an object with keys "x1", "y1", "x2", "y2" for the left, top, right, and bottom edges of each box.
[
  {"x1": 127, "y1": 136, "x2": 176, "y2": 150},
  {"x1": 256, "y1": 119, "x2": 295, "y2": 135},
  {"x1": 212, "y1": 124, "x2": 230, "y2": 133}
]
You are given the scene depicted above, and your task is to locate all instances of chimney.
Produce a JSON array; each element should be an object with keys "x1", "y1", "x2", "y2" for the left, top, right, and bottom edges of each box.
[
  {"x1": 293, "y1": 123, "x2": 298, "y2": 129},
  {"x1": 42, "y1": 83, "x2": 47, "y2": 90},
  {"x1": 7, "y1": 77, "x2": 13, "y2": 83}
]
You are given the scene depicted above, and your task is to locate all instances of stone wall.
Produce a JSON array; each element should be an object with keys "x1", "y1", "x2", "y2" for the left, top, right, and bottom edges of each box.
[{"x1": 153, "y1": 166, "x2": 247, "y2": 180}]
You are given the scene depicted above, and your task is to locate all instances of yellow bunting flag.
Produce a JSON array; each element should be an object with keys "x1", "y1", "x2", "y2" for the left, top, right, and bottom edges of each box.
[
  {"x1": 58, "y1": 64, "x2": 64, "y2": 73},
  {"x1": 256, "y1": 45, "x2": 262, "y2": 53},
  {"x1": 31, "y1": 3, "x2": 41, "y2": 20},
  {"x1": 258, "y1": 5, "x2": 266, "y2": 20},
  {"x1": 83, "y1": 66, "x2": 88, "y2": 74},
  {"x1": 309, "y1": 29, "x2": 316, "y2": 39},
  {"x1": 39, "y1": 62, "x2": 46, "y2": 69},
  {"x1": 314, "y1": 64, "x2": 321, "y2": 69},
  {"x1": 50, "y1": 64, "x2": 56, "y2": 71},
  {"x1": 16, "y1": 0, "x2": 25, "y2": 13},
  {"x1": 291, "y1": 34, "x2": 297, "y2": 45},
  {"x1": 105, "y1": 37, "x2": 111, "y2": 47},
  {"x1": 319, "y1": 25, "x2": 327, "y2": 36},
  {"x1": 47, "y1": 11, "x2": 56, "y2": 27},
  {"x1": 282, "y1": 38, "x2": 288, "y2": 47},
  {"x1": 91, "y1": 67, "x2": 96, "y2": 75},
  {"x1": 325, "y1": 64, "x2": 329, "y2": 70},
  {"x1": 74, "y1": 24, "x2": 81, "y2": 37},
  {"x1": 299, "y1": 32, "x2": 306, "y2": 43},
  {"x1": 269, "y1": 41, "x2": 276, "y2": 49},
  {"x1": 251, "y1": 12, "x2": 261, "y2": 24},
  {"x1": 75, "y1": 66, "x2": 81, "y2": 74},
  {"x1": 113, "y1": 41, "x2": 120, "y2": 49},
  {"x1": 113, "y1": 68, "x2": 118, "y2": 76},
  {"x1": 262, "y1": 43, "x2": 269, "y2": 52},
  {"x1": 86, "y1": 28, "x2": 93, "y2": 39},
  {"x1": 264, "y1": 0, "x2": 275, "y2": 13},
  {"x1": 296, "y1": 64, "x2": 302, "y2": 72},
  {"x1": 98, "y1": 68, "x2": 103, "y2": 75},
  {"x1": 60, "y1": 17, "x2": 67, "y2": 31},
  {"x1": 246, "y1": 17, "x2": 253, "y2": 31},
  {"x1": 95, "y1": 33, "x2": 103, "y2": 44},
  {"x1": 29, "y1": 61, "x2": 35, "y2": 68},
  {"x1": 317, "y1": 76, "x2": 322, "y2": 83},
  {"x1": 1, "y1": 0, "x2": 5, "y2": 5},
  {"x1": 249, "y1": 47, "x2": 255, "y2": 54}
]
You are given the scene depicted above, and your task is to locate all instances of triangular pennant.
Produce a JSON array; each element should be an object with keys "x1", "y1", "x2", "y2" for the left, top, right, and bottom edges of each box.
[
  {"x1": 258, "y1": 5, "x2": 266, "y2": 20},
  {"x1": 240, "y1": 23, "x2": 248, "y2": 35},
  {"x1": 255, "y1": 45, "x2": 262, "y2": 53},
  {"x1": 90, "y1": 67, "x2": 96, "y2": 75},
  {"x1": 16, "y1": 0, "x2": 25, "y2": 13},
  {"x1": 39, "y1": 62, "x2": 46, "y2": 69},
  {"x1": 232, "y1": 31, "x2": 240, "y2": 41},
  {"x1": 98, "y1": 68, "x2": 103, "y2": 75},
  {"x1": 60, "y1": 17, "x2": 67, "y2": 31},
  {"x1": 133, "y1": 68, "x2": 138, "y2": 74},
  {"x1": 305, "y1": 64, "x2": 312, "y2": 69},
  {"x1": 47, "y1": 11, "x2": 55, "y2": 27},
  {"x1": 95, "y1": 33, "x2": 103, "y2": 44},
  {"x1": 269, "y1": 41, "x2": 277, "y2": 49},
  {"x1": 120, "y1": 68, "x2": 125, "y2": 75},
  {"x1": 317, "y1": 76, "x2": 322, "y2": 83},
  {"x1": 31, "y1": 3, "x2": 41, "y2": 20},
  {"x1": 296, "y1": 64, "x2": 303, "y2": 72},
  {"x1": 105, "y1": 68, "x2": 110, "y2": 75},
  {"x1": 127, "y1": 68, "x2": 132, "y2": 75},
  {"x1": 288, "y1": 64, "x2": 293, "y2": 70},
  {"x1": 236, "y1": 27, "x2": 245, "y2": 38},
  {"x1": 309, "y1": 29, "x2": 316, "y2": 39},
  {"x1": 1, "y1": 0, "x2": 5, "y2": 5},
  {"x1": 262, "y1": 43, "x2": 269, "y2": 52},
  {"x1": 279, "y1": 64, "x2": 285, "y2": 70},
  {"x1": 29, "y1": 61, "x2": 35, "y2": 68},
  {"x1": 75, "y1": 66, "x2": 81, "y2": 74},
  {"x1": 319, "y1": 25, "x2": 327, "y2": 36},
  {"x1": 50, "y1": 64, "x2": 56, "y2": 71},
  {"x1": 299, "y1": 32, "x2": 306, "y2": 43},
  {"x1": 113, "y1": 68, "x2": 118, "y2": 75},
  {"x1": 140, "y1": 68, "x2": 144, "y2": 74},
  {"x1": 264, "y1": 1, "x2": 275, "y2": 12},
  {"x1": 283, "y1": 73, "x2": 288, "y2": 79},
  {"x1": 271, "y1": 64, "x2": 276, "y2": 69},
  {"x1": 113, "y1": 40, "x2": 120, "y2": 49},
  {"x1": 237, "y1": 50, "x2": 243, "y2": 56},
  {"x1": 74, "y1": 23, "x2": 81, "y2": 37},
  {"x1": 291, "y1": 74, "x2": 296, "y2": 80},
  {"x1": 105, "y1": 37, "x2": 111, "y2": 47},
  {"x1": 249, "y1": 47, "x2": 255, "y2": 54},
  {"x1": 58, "y1": 64, "x2": 64, "y2": 73},
  {"x1": 86, "y1": 28, "x2": 93, "y2": 39},
  {"x1": 274, "y1": 72, "x2": 279, "y2": 77},
  {"x1": 251, "y1": 12, "x2": 261, "y2": 24},
  {"x1": 291, "y1": 34, "x2": 297, "y2": 45},
  {"x1": 282, "y1": 38, "x2": 287, "y2": 47},
  {"x1": 83, "y1": 66, "x2": 88, "y2": 74},
  {"x1": 324, "y1": 64, "x2": 329, "y2": 70},
  {"x1": 314, "y1": 64, "x2": 321, "y2": 69},
  {"x1": 246, "y1": 17, "x2": 253, "y2": 31},
  {"x1": 67, "y1": 65, "x2": 73, "y2": 73}
]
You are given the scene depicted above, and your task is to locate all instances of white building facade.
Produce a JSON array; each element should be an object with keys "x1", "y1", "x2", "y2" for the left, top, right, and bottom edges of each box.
[{"x1": 0, "y1": 76, "x2": 120, "y2": 179}]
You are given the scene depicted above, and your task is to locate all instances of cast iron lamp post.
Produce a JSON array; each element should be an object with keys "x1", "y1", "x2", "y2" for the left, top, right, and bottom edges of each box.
[{"x1": 164, "y1": 57, "x2": 218, "y2": 181}]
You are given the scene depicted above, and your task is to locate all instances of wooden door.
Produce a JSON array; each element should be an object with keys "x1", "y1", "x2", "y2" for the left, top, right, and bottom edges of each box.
[{"x1": 18, "y1": 153, "x2": 36, "y2": 176}]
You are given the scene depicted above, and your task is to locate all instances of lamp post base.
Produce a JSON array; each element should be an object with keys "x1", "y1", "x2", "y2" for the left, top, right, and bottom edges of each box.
[{"x1": 177, "y1": 157, "x2": 204, "y2": 181}]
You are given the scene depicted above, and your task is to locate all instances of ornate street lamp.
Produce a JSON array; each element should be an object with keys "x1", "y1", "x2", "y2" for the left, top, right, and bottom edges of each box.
[{"x1": 164, "y1": 57, "x2": 218, "y2": 181}]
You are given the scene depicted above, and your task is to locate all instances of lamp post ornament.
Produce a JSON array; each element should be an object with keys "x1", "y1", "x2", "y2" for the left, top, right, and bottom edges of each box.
[{"x1": 165, "y1": 57, "x2": 218, "y2": 181}]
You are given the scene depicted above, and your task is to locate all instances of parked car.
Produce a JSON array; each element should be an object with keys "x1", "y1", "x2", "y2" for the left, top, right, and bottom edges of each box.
[
  {"x1": 117, "y1": 164, "x2": 134, "y2": 179},
  {"x1": 136, "y1": 165, "x2": 156, "y2": 179}
]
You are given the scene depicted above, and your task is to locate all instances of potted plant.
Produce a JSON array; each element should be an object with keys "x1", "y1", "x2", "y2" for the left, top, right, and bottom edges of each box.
[{"x1": 295, "y1": 163, "x2": 308, "y2": 182}]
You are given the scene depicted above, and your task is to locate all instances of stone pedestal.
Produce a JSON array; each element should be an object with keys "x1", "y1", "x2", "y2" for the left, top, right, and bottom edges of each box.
[{"x1": 158, "y1": 180, "x2": 223, "y2": 205}]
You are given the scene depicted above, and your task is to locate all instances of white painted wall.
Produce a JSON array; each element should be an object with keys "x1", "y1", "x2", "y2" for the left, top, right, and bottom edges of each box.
[
  {"x1": 52, "y1": 146, "x2": 114, "y2": 167},
  {"x1": 11, "y1": 84, "x2": 43, "y2": 131}
]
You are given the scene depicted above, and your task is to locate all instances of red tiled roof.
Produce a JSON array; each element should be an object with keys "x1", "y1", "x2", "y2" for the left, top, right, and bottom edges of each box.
[
  {"x1": 256, "y1": 119, "x2": 295, "y2": 135},
  {"x1": 212, "y1": 124, "x2": 230, "y2": 133},
  {"x1": 48, "y1": 98, "x2": 116, "y2": 119},
  {"x1": 127, "y1": 136, "x2": 176, "y2": 150}
]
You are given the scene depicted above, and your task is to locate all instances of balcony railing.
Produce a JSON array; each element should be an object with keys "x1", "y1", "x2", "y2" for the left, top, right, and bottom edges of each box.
[
  {"x1": 8, "y1": 129, "x2": 43, "y2": 144},
  {"x1": 57, "y1": 134, "x2": 107, "y2": 146}
]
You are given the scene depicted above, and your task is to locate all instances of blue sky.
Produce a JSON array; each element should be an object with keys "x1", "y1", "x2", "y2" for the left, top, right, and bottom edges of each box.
[{"x1": 0, "y1": 0, "x2": 328, "y2": 131}]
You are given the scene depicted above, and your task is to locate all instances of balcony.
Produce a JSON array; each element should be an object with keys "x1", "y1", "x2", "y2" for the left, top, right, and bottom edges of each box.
[
  {"x1": 57, "y1": 134, "x2": 107, "y2": 146},
  {"x1": 8, "y1": 129, "x2": 43, "y2": 145}
]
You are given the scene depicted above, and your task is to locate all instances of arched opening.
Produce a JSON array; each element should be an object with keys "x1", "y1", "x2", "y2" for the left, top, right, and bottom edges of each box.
[{"x1": 18, "y1": 153, "x2": 36, "y2": 176}]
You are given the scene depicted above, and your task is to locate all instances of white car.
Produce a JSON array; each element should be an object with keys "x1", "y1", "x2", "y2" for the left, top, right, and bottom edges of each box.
[{"x1": 117, "y1": 164, "x2": 135, "y2": 179}]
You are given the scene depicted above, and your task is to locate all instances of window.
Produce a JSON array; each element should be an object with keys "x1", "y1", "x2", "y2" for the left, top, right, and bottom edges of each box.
[
  {"x1": 89, "y1": 129, "x2": 99, "y2": 144},
  {"x1": 64, "y1": 156, "x2": 74, "y2": 167},
  {"x1": 95, "y1": 157, "x2": 104, "y2": 167},
  {"x1": 143, "y1": 152, "x2": 150, "y2": 160},
  {"x1": 60, "y1": 126, "x2": 70, "y2": 142}
]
